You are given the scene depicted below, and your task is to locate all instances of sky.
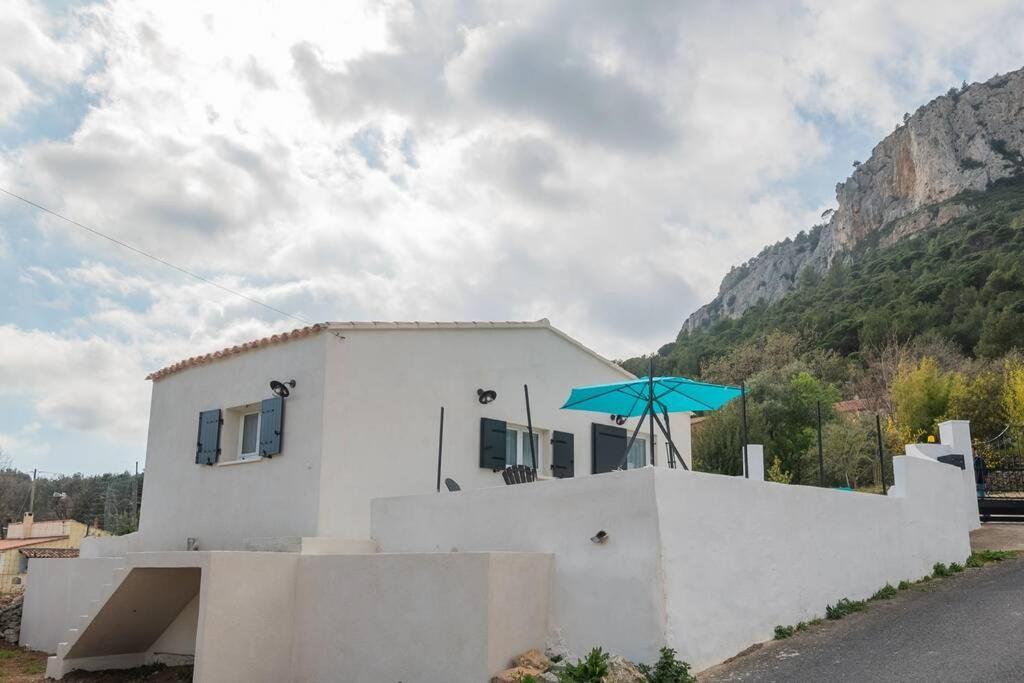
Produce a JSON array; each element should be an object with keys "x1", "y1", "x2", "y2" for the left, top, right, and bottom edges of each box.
[{"x1": 2, "y1": 0, "x2": 1024, "y2": 475}]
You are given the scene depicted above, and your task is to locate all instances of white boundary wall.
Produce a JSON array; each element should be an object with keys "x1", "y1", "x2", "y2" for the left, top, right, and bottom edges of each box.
[{"x1": 373, "y1": 454, "x2": 972, "y2": 670}]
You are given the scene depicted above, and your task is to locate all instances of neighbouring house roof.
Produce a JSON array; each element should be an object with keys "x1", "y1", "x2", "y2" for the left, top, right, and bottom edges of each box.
[
  {"x1": 146, "y1": 319, "x2": 633, "y2": 381},
  {"x1": 19, "y1": 547, "x2": 79, "y2": 559},
  {"x1": 0, "y1": 536, "x2": 68, "y2": 552},
  {"x1": 834, "y1": 398, "x2": 870, "y2": 415}
]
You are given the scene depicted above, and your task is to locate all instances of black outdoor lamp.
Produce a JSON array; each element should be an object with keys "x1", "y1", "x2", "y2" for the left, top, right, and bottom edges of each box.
[
  {"x1": 270, "y1": 379, "x2": 296, "y2": 398},
  {"x1": 477, "y1": 388, "x2": 497, "y2": 404}
]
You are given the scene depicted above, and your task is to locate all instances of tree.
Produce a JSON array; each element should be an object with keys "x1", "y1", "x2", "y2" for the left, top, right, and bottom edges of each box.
[
  {"x1": 1004, "y1": 354, "x2": 1024, "y2": 431},
  {"x1": 946, "y1": 368, "x2": 1005, "y2": 440},
  {"x1": 766, "y1": 456, "x2": 792, "y2": 484},
  {"x1": 891, "y1": 357, "x2": 954, "y2": 442},
  {"x1": 819, "y1": 415, "x2": 877, "y2": 488}
]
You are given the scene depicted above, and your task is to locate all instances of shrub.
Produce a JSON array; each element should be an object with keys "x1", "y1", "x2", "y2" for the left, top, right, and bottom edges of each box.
[
  {"x1": 559, "y1": 648, "x2": 609, "y2": 683},
  {"x1": 637, "y1": 647, "x2": 697, "y2": 683},
  {"x1": 826, "y1": 598, "x2": 867, "y2": 620},
  {"x1": 897, "y1": 580, "x2": 912, "y2": 590},
  {"x1": 871, "y1": 584, "x2": 897, "y2": 600},
  {"x1": 933, "y1": 562, "x2": 952, "y2": 578},
  {"x1": 774, "y1": 625, "x2": 795, "y2": 639},
  {"x1": 949, "y1": 562, "x2": 964, "y2": 573}
]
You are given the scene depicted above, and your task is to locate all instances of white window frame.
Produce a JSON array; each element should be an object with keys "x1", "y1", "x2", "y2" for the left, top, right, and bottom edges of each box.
[
  {"x1": 505, "y1": 424, "x2": 544, "y2": 470},
  {"x1": 238, "y1": 411, "x2": 262, "y2": 461}
]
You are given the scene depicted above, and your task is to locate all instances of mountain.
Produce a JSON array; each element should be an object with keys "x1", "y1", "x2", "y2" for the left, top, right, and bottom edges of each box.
[
  {"x1": 682, "y1": 68, "x2": 1024, "y2": 334},
  {"x1": 627, "y1": 68, "x2": 1024, "y2": 379}
]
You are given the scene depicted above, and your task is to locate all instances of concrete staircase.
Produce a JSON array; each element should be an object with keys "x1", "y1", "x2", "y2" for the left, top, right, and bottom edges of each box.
[{"x1": 45, "y1": 564, "x2": 200, "y2": 679}]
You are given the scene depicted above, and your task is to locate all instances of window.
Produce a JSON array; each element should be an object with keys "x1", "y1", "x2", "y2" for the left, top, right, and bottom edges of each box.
[
  {"x1": 505, "y1": 426, "x2": 542, "y2": 468},
  {"x1": 239, "y1": 412, "x2": 261, "y2": 460},
  {"x1": 626, "y1": 438, "x2": 647, "y2": 469}
]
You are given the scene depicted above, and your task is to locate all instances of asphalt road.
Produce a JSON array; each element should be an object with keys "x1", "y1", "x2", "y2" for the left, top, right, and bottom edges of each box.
[{"x1": 699, "y1": 557, "x2": 1024, "y2": 682}]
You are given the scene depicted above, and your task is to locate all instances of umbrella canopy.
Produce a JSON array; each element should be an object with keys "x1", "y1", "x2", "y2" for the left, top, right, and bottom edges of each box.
[{"x1": 561, "y1": 376, "x2": 742, "y2": 417}]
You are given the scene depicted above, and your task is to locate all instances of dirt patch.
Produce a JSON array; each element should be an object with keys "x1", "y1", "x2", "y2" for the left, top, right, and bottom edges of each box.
[
  {"x1": 0, "y1": 642, "x2": 192, "y2": 682},
  {"x1": 971, "y1": 521, "x2": 1024, "y2": 552}
]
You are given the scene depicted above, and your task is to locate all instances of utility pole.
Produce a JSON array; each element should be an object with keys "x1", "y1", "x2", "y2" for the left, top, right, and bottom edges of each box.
[{"x1": 28, "y1": 468, "x2": 37, "y2": 515}]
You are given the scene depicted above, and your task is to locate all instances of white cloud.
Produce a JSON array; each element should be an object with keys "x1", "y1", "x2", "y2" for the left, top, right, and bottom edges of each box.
[{"x1": 3, "y1": 0, "x2": 1024, "y2": 471}]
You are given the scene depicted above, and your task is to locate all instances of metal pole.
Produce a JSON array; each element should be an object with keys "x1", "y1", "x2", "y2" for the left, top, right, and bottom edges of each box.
[
  {"x1": 435, "y1": 407, "x2": 445, "y2": 492},
  {"x1": 876, "y1": 413, "x2": 887, "y2": 495},
  {"x1": 620, "y1": 403, "x2": 652, "y2": 470},
  {"x1": 817, "y1": 401, "x2": 825, "y2": 487},
  {"x1": 29, "y1": 468, "x2": 37, "y2": 515},
  {"x1": 652, "y1": 407, "x2": 688, "y2": 471},
  {"x1": 741, "y1": 382, "x2": 749, "y2": 478},
  {"x1": 524, "y1": 384, "x2": 537, "y2": 470},
  {"x1": 648, "y1": 359, "x2": 656, "y2": 467}
]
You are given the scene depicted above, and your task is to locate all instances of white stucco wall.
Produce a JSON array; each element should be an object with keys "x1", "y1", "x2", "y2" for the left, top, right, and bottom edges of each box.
[
  {"x1": 19, "y1": 557, "x2": 125, "y2": 653},
  {"x1": 136, "y1": 333, "x2": 329, "y2": 551},
  {"x1": 317, "y1": 325, "x2": 675, "y2": 538},
  {"x1": 373, "y1": 455, "x2": 972, "y2": 670},
  {"x1": 289, "y1": 552, "x2": 551, "y2": 682}
]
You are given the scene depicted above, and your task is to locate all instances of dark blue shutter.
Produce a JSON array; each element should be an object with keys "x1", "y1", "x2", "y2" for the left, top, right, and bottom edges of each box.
[
  {"x1": 592, "y1": 423, "x2": 626, "y2": 474},
  {"x1": 480, "y1": 418, "x2": 507, "y2": 470},
  {"x1": 196, "y1": 409, "x2": 222, "y2": 465},
  {"x1": 259, "y1": 396, "x2": 284, "y2": 457},
  {"x1": 551, "y1": 431, "x2": 574, "y2": 478}
]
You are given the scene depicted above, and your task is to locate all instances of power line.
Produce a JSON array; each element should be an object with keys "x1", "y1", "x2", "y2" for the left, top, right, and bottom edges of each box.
[{"x1": 0, "y1": 186, "x2": 310, "y2": 325}]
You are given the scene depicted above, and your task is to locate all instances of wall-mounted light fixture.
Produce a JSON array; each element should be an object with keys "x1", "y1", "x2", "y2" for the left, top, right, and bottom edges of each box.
[
  {"x1": 590, "y1": 530, "x2": 608, "y2": 544},
  {"x1": 477, "y1": 388, "x2": 497, "y2": 405},
  {"x1": 610, "y1": 414, "x2": 627, "y2": 426},
  {"x1": 270, "y1": 379, "x2": 297, "y2": 398}
]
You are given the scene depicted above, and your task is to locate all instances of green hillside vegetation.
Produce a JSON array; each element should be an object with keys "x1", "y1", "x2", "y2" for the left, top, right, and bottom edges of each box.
[{"x1": 623, "y1": 177, "x2": 1024, "y2": 485}]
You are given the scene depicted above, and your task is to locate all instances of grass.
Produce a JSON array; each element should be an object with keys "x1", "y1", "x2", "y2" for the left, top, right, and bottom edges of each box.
[
  {"x1": 966, "y1": 550, "x2": 1016, "y2": 567},
  {"x1": 772, "y1": 553, "x2": 1018, "y2": 641},
  {"x1": 870, "y1": 583, "x2": 897, "y2": 601},
  {"x1": 826, "y1": 598, "x2": 868, "y2": 620}
]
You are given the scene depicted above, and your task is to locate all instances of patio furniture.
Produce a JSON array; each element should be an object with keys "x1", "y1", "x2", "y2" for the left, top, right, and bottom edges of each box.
[{"x1": 502, "y1": 464, "x2": 537, "y2": 485}]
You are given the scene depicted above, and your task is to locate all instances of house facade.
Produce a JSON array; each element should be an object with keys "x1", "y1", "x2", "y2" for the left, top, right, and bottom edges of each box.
[
  {"x1": 18, "y1": 320, "x2": 977, "y2": 682},
  {"x1": 102, "y1": 320, "x2": 686, "y2": 554},
  {"x1": 0, "y1": 514, "x2": 99, "y2": 592}
]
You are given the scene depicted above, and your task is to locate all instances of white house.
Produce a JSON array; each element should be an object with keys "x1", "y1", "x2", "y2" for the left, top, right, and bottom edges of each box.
[
  {"x1": 19, "y1": 320, "x2": 976, "y2": 682},
  {"x1": 125, "y1": 319, "x2": 685, "y2": 552}
]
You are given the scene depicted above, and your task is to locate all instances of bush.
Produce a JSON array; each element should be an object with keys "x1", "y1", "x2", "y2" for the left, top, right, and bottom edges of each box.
[
  {"x1": 774, "y1": 625, "x2": 795, "y2": 639},
  {"x1": 949, "y1": 562, "x2": 964, "y2": 573},
  {"x1": 637, "y1": 647, "x2": 696, "y2": 683},
  {"x1": 826, "y1": 598, "x2": 867, "y2": 620},
  {"x1": 933, "y1": 562, "x2": 952, "y2": 578},
  {"x1": 559, "y1": 648, "x2": 609, "y2": 683},
  {"x1": 871, "y1": 584, "x2": 897, "y2": 600},
  {"x1": 897, "y1": 580, "x2": 912, "y2": 590}
]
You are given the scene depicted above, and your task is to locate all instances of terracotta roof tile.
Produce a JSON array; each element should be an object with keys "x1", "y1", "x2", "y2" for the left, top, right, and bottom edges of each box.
[
  {"x1": 146, "y1": 323, "x2": 328, "y2": 381},
  {"x1": 0, "y1": 536, "x2": 68, "y2": 551},
  {"x1": 19, "y1": 547, "x2": 79, "y2": 558}
]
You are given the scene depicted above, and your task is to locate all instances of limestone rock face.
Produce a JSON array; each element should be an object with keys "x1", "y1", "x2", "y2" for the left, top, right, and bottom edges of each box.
[{"x1": 682, "y1": 67, "x2": 1024, "y2": 335}]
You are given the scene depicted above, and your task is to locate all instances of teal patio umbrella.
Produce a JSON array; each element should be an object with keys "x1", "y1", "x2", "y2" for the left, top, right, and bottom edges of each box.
[{"x1": 561, "y1": 363, "x2": 742, "y2": 471}]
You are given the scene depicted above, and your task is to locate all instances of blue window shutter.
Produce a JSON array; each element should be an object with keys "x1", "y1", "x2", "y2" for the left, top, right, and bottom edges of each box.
[
  {"x1": 551, "y1": 431, "x2": 574, "y2": 478},
  {"x1": 196, "y1": 409, "x2": 222, "y2": 465},
  {"x1": 480, "y1": 418, "x2": 507, "y2": 469},
  {"x1": 591, "y1": 423, "x2": 626, "y2": 474},
  {"x1": 259, "y1": 396, "x2": 285, "y2": 457}
]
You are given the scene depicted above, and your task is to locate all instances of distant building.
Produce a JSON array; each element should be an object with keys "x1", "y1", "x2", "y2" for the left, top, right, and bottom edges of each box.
[
  {"x1": 0, "y1": 514, "x2": 105, "y2": 592},
  {"x1": 834, "y1": 397, "x2": 870, "y2": 417}
]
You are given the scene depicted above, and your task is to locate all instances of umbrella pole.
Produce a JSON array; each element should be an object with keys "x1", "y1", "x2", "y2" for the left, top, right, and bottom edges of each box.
[
  {"x1": 619, "y1": 402, "x2": 651, "y2": 470},
  {"x1": 648, "y1": 359, "x2": 655, "y2": 467},
  {"x1": 524, "y1": 384, "x2": 538, "y2": 471},
  {"x1": 652, "y1": 408, "x2": 688, "y2": 471},
  {"x1": 741, "y1": 381, "x2": 749, "y2": 478},
  {"x1": 436, "y1": 406, "x2": 445, "y2": 492}
]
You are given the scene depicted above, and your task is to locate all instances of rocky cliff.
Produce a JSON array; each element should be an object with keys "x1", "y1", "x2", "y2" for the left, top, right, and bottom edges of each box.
[{"x1": 682, "y1": 68, "x2": 1024, "y2": 334}]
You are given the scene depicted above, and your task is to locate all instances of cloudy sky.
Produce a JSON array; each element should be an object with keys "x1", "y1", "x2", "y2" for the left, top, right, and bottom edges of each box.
[{"x1": 2, "y1": 0, "x2": 1024, "y2": 474}]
